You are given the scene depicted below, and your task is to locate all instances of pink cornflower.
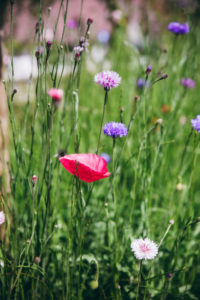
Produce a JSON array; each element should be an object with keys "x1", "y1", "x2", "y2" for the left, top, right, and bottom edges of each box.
[
  {"x1": 181, "y1": 78, "x2": 195, "y2": 89},
  {"x1": 0, "y1": 211, "x2": 5, "y2": 225},
  {"x1": 94, "y1": 71, "x2": 121, "y2": 91},
  {"x1": 131, "y1": 238, "x2": 158, "y2": 260},
  {"x1": 48, "y1": 88, "x2": 63, "y2": 102}
]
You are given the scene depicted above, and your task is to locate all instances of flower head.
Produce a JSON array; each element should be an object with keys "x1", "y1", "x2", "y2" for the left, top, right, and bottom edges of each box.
[
  {"x1": 94, "y1": 71, "x2": 121, "y2": 91},
  {"x1": 103, "y1": 122, "x2": 128, "y2": 138},
  {"x1": 131, "y1": 238, "x2": 158, "y2": 260},
  {"x1": 66, "y1": 20, "x2": 78, "y2": 29},
  {"x1": 48, "y1": 88, "x2": 63, "y2": 102},
  {"x1": 191, "y1": 115, "x2": 200, "y2": 132},
  {"x1": 97, "y1": 30, "x2": 110, "y2": 44},
  {"x1": 168, "y1": 22, "x2": 189, "y2": 34},
  {"x1": 59, "y1": 153, "x2": 111, "y2": 182},
  {"x1": 137, "y1": 78, "x2": 149, "y2": 89},
  {"x1": 100, "y1": 152, "x2": 111, "y2": 163},
  {"x1": 0, "y1": 211, "x2": 5, "y2": 225},
  {"x1": 181, "y1": 78, "x2": 195, "y2": 89}
]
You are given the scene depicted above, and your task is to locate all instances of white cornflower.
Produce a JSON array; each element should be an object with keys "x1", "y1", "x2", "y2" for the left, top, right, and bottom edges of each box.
[
  {"x1": 131, "y1": 238, "x2": 158, "y2": 260},
  {"x1": 0, "y1": 211, "x2": 5, "y2": 225}
]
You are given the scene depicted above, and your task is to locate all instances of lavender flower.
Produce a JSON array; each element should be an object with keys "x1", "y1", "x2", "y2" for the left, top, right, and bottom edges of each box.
[
  {"x1": 103, "y1": 122, "x2": 128, "y2": 138},
  {"x1": 181, "y1": 78, "x2": 195, "y2": 89},
  {"x1": 168, "y1": 22, "x2": 189, "y2": 34},
  {"x1": 191, "y1": 115, "x2": 200, "y2": 132},
  {"x1": 137, "y1": 78, "x2": 149, "y2": 89},
  {"x1": 100, "y1": 152, "x2": 111, "y2": 163},
  {"x1": 97, "y1": 30, "x2": 110, "y2": 44},
  {"x1": 94, "y1": 71, "x2": 121, "y2": 91}
]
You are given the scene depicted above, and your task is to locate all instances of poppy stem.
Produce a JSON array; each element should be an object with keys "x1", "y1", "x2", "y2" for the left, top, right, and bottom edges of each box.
[{"x1": 96, "y1": 90, "x2": 108, "y2": 154}]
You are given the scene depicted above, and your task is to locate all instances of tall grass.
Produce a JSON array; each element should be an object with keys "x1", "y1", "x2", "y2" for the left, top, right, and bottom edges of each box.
[{"x1": 0, "y1": 1, "x2": 200, "y2": 299}]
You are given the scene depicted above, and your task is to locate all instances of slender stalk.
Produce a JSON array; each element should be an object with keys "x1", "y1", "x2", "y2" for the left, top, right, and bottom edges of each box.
[
  {"x1": 136, "y1": 260, "x2": 143, "y2": 300},
  {"x1": 96, "y1": 90, "x2": 108, "y2": 154}
]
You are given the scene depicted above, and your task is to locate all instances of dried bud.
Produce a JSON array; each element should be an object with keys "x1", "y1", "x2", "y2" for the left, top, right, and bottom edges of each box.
[
  {"x1": 120, "y1": 106, "x2": 124, "y2": 112},
  {"x1": 162, "y1": 73, "x2": 168, "y2": 79},
  {"x1": 34, "y1": 256, "x2": 41, "y2": 264},
  {"x1": 145, "y1": 65, "x2": 152, "y2": 75},
  {"x1": 13, "y1": 88, "x2": 17, "y2": 94},
  {"x1": 48, "y1": 6, "x2": 52, "y2": 13},
  {"x1": 46, "y1": 41, "x2": 52, "y2": 51},
  {"x1": 134, "y1": 95, "x2": 139, "y2": 102},
  {"x1": 35, "y1": 50, "x2": 40, "y2": 59},
  {"x1": 75, "y1": 53, "x2": 81, "y2": 62},
  {"x1": 167, "y1": 273, "x2": 173, "y2": 279},
  {"x1": 87, "y1": 18, "x2": 93, "y2": 25}
]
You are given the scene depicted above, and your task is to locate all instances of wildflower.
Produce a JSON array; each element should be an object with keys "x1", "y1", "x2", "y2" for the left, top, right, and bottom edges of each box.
[
  {"x1": 94, "y1": 71, "x2": 121, "y2": 91},
  {"x1": 191, "y1": 115, "x2": 200, "y2": 132},
  {"x1": 48, "y1": 88, "x2": 63, "y2": 102},
  {"x1": 145, "y1": 65, "x2": 152, "y2": 75},
  {"x1": 103, "y1": 122, "x2": 128, "y2": 138},
  {"x1": 97, "y1": 30, "x2": 110, "y2": 44},
  {"x1": 168, "y1": 22, "x2": 189, "y2": 34},
  {"x1": 0, "y1": 211, "x2": 5, "y2": 225},
  {"x1": 181, "y1": 78, "x2": 195, "y2": 89},
  {"x1": 66, "y1": 20, "x2": 78, "y2": 29},
  {"x1": 161, "y1": 105, "x2": 171, "y2": 114},
  {"x1": 59, "y1": 153, "x2": 111, "y2": 182},
  {"x1": 169, "y1": 219, "x2": 175, "y2": 225},
  {"x1": 131, "y1": 238, "x2": 158, "y2": 260},
  {"x1": 137, "y1": 78, "x2": 149, "y2": 89},
  {"x1": 74, "y1": 46, "x2": 84, "y2": 55},
  {"x1": 31, "y1": 175, "x2": 37, "y2": 185},
  {"x1": 100, "y1": 152, "x2": 111, "y2": 163}
]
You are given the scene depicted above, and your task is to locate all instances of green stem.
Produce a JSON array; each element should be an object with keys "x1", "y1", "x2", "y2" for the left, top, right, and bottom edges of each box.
[
  {"x1": 96, "y1": 90, "x2": 108, "y2": 154},
  {"x1": 136, "y1": 260, "x2": 142, "y2": 300}
]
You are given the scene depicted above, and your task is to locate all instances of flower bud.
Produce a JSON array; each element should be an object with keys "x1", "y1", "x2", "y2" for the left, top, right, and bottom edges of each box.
[
  {"x1": 46, "y1": 41, "x2": 52, "y2": 51},
  {"x1": 31, "y1": 175, "x2": 37, "y2": 185},
  {"x1": 87, "y1": 18, "x2": 93, "y2": 25},
  {"x1": 145, "y1": 65, "x2": 152, "y2": 75},
  {"x1": 89, "y1": 280, "x2": 98, "y2": 290}
]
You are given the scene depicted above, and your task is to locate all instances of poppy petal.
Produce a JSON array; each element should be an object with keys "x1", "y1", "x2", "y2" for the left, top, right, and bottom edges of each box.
[{"x1": 59, "y1": 154, "x2": 111, "y2": 182}]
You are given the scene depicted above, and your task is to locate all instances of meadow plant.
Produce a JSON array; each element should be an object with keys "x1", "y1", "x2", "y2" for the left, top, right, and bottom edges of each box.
[{"x1": 1, "y1": 1, "x2": 200, "y2": 300}]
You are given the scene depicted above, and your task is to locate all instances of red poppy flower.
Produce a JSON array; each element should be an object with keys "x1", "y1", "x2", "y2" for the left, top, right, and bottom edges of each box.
[{"x1": 59, "y1": 154, "x2": 111, "y2": 182}]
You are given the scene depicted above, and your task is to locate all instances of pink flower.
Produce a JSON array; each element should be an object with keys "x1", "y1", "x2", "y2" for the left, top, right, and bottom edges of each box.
[
  {"x1": 48, "y1": 88, "x2": 63, "y2": 102},
  {"x1": 59, "y1": 153, "x2": 111, "y2": 182},
  {"x1": 131, "y1": 238, "x2": 158, "y2": 260},
  {"x1": 0, "y1": 211, "x2": 5, "y2": 225},
  {"x1": 94, "y1": 71, "x2": 121, "y2": 91}
]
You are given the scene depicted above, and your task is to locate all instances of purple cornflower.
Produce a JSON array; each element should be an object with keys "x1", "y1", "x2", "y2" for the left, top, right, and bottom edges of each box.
[
  {"x1": 191, "y1": 115, "x2": 200, "y2": 132},
  {"x1": 181, "y1": 78, "x2": 195, "y2": 89},
  {"x1": 168, "y1": 22, "x2": 189, "y2": 34},
  {"x1": 94, "y1": 71, "x2": 121, "y2": 91},
  {"x1": 137, "y1": 78, "x2": 149, "y2": 89},
  {"x1": 100, "y1": 152, "x2": 111, "y2": 163},
  {"x1": 103, "y1": 122, "x2": 128, "y2": 138}
]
